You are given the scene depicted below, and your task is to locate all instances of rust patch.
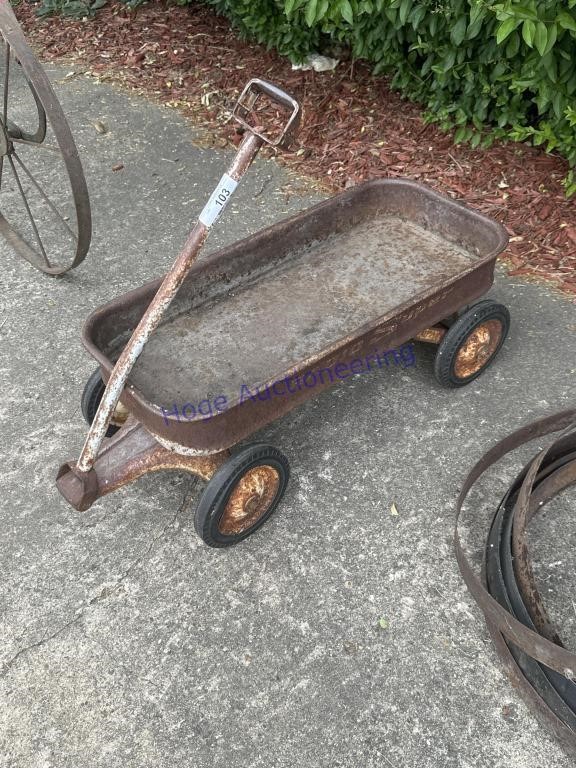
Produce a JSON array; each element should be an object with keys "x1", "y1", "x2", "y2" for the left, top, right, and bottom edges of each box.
[
  {"x1": 414, "y1": 325, "x2": 447, "y2": 345},
  {"x1": 454, "y1": 319, "x2": 502, "y2": 379},
  {"x1": 110, "y1": 400, "x2": 130, "y2": 427},
  {"x1": 56, "y1": 417, "x2": 231, "y2": 510},
  {"x1": 218, "y1": 465, "x2": 280, "y2": 536}
]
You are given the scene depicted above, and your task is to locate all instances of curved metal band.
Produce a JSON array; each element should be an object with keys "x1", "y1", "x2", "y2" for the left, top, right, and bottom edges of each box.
[
  {"x1": 486, "y1": 454, "x2": 576, "y2": 730},
  {"x1": 455, "y1": 408, "x2": 576, "y2": 751}
]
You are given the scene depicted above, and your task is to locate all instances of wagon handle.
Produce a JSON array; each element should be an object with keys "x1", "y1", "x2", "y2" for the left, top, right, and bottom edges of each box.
[
  {"x1": 56, "y1": 80, "x2": 301, "y2": 507},
  {"x1": 233, "y1": 78, "x2": 300, "y2": 150}
]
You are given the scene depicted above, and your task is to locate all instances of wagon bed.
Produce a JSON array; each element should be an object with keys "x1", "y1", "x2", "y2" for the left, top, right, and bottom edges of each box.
[
  {"x1": 133, "y1": 212, "x2": 473, "y2": 405},
  {"x1": 83, "y1": 179, "x2": 507, "y2": 452}
]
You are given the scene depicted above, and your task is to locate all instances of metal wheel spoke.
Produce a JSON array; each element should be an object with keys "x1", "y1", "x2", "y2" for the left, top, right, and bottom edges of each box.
[
  {"x1": 13, "y1": 150, "x2": 77, "y2": 240},
  {"x1": 11, "y1": 137, "x2": 60, "y2": 153},
  {"x1": 7, "y1": 152, "x2": 51, "y2": 267},
  {"x1": 3, "y1": 43, "x2": 9, "y2": 127}
]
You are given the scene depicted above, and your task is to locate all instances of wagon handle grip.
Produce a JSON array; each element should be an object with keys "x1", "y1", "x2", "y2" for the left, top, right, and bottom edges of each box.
[{"x1": 233, "y1": 78, "x2": 300, "y2": 150}]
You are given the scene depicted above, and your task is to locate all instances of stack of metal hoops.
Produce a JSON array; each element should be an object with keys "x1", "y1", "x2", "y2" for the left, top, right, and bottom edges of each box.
[{"x1": 456, "y1": 409, "x2": 576, "y2": 755}]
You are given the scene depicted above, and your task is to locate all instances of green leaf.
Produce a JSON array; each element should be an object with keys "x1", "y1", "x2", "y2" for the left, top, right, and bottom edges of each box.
[
  {"x1": 305, "y1": 0, "x2": 317, "y2": 26},
  {"x1": 542, "y1": 52, "x2": 558, "y2": 82},
  {"x1": 557, "y1": 10, "x2": 576, "y2": 32},
  {"x1": 496, "y1": 17, "x2": 518, "y2": 44},
  {"x1": 522, "y1": 19, "x2": 536, "y2": 47},
  {"x1": 506, "y1": 31, "x2": 520, "y2": 57},
  {"x1": 563, "y1": 171, "x2": 576, "y2": 198},
  {"x1": 340, "y1": 0, "x2": 353, "y2": 24},
  {"x1": 454, "y1": 125, "x2": 467, "y2": 143},
  {"x1": 451, "y1": 16, "x2": 467, "y2": 46},
  {"x1": 442, "y1": 49, "x2": 456, "y2": 72},
  {"x1": 534, "y1": 21, "x2": 547, "y2": 56},
  {"x1": 467, "y1": 15, "x2": 484, "y2": 40},
  {"x1": 511, "y1": 5, "x2": 538, "y2": 21},
  {"x1": 420, "y1": 54, "x2": 434, "y2": 76},
  {"x1": 469, "y1": 1, "x2": 485, "y2": 27},
  {"x1": 552, "y1": 90, "x2": 564, "y2": 119},
  {"x1": 284, "y1": 0, "x2": 299, "y2": 15},
  {"x1": 399, "y1": 0, "x2": 412, "y2": 25},
  {"x1": 543, "y1": 22, "x2": 557, "y2": 55},
  {"x1": 316, "y1": 0, "x2": 329, "y2": 20},
  {"x1": 409, "y1": 4, "x2": 426, "y2": 29}
]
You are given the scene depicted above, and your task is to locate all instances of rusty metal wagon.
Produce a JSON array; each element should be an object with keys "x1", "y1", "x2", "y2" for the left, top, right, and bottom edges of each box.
[{"x1": 57, "y1": 79, "x2": 510, "y2": 547}]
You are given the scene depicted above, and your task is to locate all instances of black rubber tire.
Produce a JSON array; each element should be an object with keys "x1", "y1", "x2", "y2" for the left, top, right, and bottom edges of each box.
[
  {"x1": 80, "y1": 368, "x2": 119, "y2": 438},
  {"x1": 434, "y1": 300, "x2": 510, "y2": 388},
  {"x1": 194, "y1": 444, "x2": 290, "y2": 548}
]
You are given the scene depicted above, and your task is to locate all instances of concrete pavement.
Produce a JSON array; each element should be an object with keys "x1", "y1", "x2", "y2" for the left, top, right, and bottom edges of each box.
[{"x1": 0, "y1": 64, "x2": 575, "y2": 768}]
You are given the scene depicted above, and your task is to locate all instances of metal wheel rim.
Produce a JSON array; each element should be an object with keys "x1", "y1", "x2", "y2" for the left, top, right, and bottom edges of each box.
[{"x1": 0, "y1": 2, "x2": 91, "y2": 275}]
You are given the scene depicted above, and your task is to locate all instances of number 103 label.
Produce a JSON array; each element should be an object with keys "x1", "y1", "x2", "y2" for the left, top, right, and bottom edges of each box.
[{"x1": 199, "y1": 173, "x2": 239, "y2": 228}]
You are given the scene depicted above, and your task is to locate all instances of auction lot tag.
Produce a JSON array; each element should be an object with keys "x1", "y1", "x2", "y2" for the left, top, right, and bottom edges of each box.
[{"x1": 199, "y1": 173, "x2": 238, "y2": 227}]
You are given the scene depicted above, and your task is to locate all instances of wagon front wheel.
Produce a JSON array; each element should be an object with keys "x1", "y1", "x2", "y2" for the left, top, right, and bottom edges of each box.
[
  {"x1": 81, "y1": 368, "x2": 129, "y2": 437},
  {"x1": 194, "y1": 444, "x2": 290, "y2": 548},
  {"x1": 434, "y1": 300, "x2": 510, "y2": 388}
]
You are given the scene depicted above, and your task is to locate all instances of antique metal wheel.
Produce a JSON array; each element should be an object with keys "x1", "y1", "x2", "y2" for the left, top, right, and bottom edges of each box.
[
  {"x1": 0, "y1": 1, "x2": 91, "y2": 274},
  {"x1": 194, "y1": 444, "x2": 290, "y2": 547}
]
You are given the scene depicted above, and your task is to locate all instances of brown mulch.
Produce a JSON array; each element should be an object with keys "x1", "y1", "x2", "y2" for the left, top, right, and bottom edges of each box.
[{"x1": 16, "y1": 0, "x2": 576, "y2": 295}]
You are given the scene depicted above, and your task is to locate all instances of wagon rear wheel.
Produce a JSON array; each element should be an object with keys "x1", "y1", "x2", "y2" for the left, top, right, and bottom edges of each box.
[
  {"x1": 434, "y1": 300, "x2": 510, "y2": 388},
  {"x1": 0, "y1": 3, "x2": 91, "y2": 275},
  {"x1": 194, "y1": 444, "x2": 290, "y2": 547}
]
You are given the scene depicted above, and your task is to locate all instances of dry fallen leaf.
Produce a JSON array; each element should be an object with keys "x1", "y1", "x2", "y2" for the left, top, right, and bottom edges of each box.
[
  {"x1": 378, "y1": 617, "x2": 389, "y2": 629},
  {"x1": 93, "y1": 119, "x2": 108, "y2": 134},
  {"x1": 111, "y1": 163, "x2": 124, "y2": 172}
]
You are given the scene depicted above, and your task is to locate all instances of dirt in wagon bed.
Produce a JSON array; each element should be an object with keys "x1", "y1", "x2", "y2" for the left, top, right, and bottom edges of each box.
[{"x1": 15, "y1": 0, "x2": 576, "y2": 296}]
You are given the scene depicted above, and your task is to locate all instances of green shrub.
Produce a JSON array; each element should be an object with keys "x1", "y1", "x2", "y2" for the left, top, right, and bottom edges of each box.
[
  {"x1": 199, "y1": 0, "x2": 323, "y2": 58},
  {"x1": 32, "y1": 0, "x2": 576, "y2": 191},
  {"x1": 200, "y1": 0, "x2": 576, "y2": 193},
  {"x1": 33, "y1": 0, "x2": 107, "y2": 17}
]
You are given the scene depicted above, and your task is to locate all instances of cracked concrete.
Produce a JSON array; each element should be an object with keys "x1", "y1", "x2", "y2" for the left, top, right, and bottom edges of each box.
[
  {"x1": 1, "y1": 485, "x2": 196, "y2": 681},
  {"x1": 1, "y1": 64, "x2": 575, "y2": 768}
]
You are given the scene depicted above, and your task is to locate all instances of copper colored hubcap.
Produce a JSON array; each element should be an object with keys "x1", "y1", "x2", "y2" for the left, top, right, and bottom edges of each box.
[
  {"x1": 218, "y1": 465, "x2": 280, "y2": 536},
  {"x1": 454, "y1": 319, "x2": 503, "y2": 379}
]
